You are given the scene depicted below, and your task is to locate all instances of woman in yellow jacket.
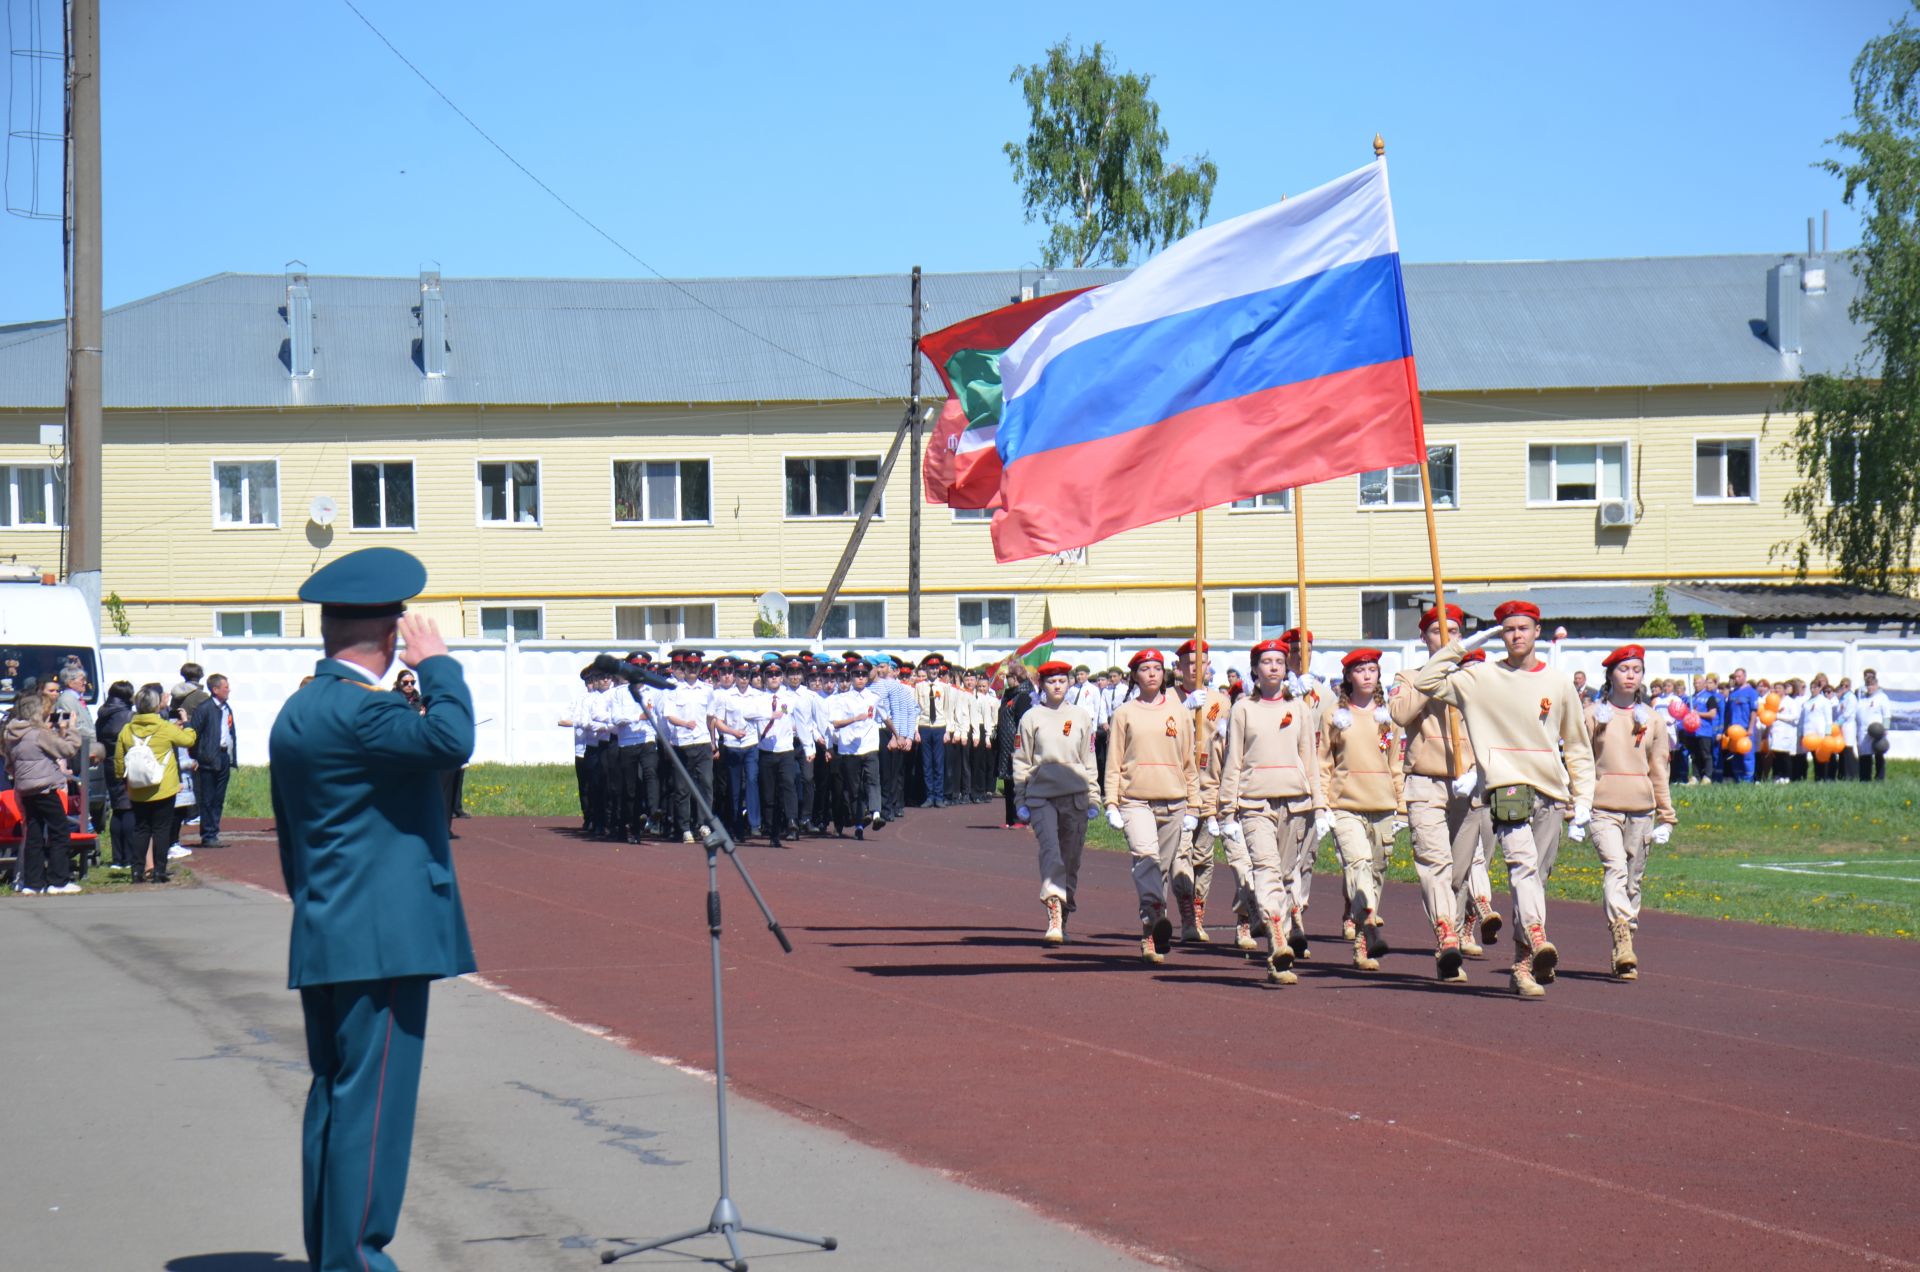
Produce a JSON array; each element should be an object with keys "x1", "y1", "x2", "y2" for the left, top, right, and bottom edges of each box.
[
  {"x1": 1319, "y1": 649, "x2": 1406, "y2": 971},
  {"x1": 1585, "y1": 645, "x2": 1677, "y2": 980},
  {"x1": 1218, "y1": 638, "x2": 1326, "y2": 985},
  {"x1": 114, "y1": 682, "x2": 199, "y2": 883}
]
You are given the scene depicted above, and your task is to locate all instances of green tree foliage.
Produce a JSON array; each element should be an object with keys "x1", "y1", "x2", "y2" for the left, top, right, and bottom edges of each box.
[
  {"x1": 1004, "y1": 39, "x2": 1219, "y2": 269},
  {"x1": 104, "y1": 591, "x2": 131, "y2": 637},
  {"x1": 1780, "y1": 4, "x2": 1920, "y2": 593},
  {"x1": 1636, "y1": 584, "x2": 1680, "y2": 638}
]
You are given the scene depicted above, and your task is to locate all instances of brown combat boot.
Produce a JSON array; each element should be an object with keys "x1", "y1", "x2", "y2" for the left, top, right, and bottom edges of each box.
[
  {"x1": 1510, "y1": 954, "x2": 1546, "y2": 999},
  {"x1": 1234, "y1": 918, "x2": 1259, "y2": 952},
  {"x1": 1525, "y1": 923, "x2": 1558, "y2": 982},
  {"x1": 1289, "y1": 906, "x2": 1311, "y2": 960},
  {"x1": 1141, "y1": 907, "x2": 1172, "y2": 964},
  {"x1": 1351, "y1": 928, "x2": 1380, "y2": 971},
  {"x1": 1174, "y1": 885, "x2": 1203, "y2": 944},
  {"x1": 1611, "y1": 917, "x2": 1639, "y2": 979},
  {"x1": 1475, "y1": 895, "x2": 1502, "y2": 944},
  {"x1": 1043, "y1": 897, "x2": 1065, "y2": 946},
  {"x1": 1434, "y1": 917, "x2": 1467, "y2": 983},
  {"x1": 1191, "y1": 897, "x2": 1211, "y2": 943}
]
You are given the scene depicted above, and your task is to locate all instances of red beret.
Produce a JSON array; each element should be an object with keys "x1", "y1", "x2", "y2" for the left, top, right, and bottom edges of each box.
[
  {"x1": 1035, "y1": 660, "x2": 1073, "y2": 679},
  {"x1": 1250, "y1": 638, "x2": 1290, "y2": 659},
  {"x1": 1175, "y1": 638, "x2": 1210, "y2": 656},
  {"x1": 1342, "y1": 648, "x2": 1384, "y2": 669},
  {"x1": 1494, "y1": 600, "x2": 1541, "y2": 623},
  {"x1": 1128, "y1": 648, "x2": 1166, "y2": 670},
  {"x1": 1419, "y1": 604, "x2": 1465, "y2": 633},
  {"x1": 1602, "y1": 644, "x2": 1646, "y2": 669},
  {"x1": 1279, "y1": 628, "x2": 1313, "y2": 645},
  {"x1": 841, "y1": 650, "x2": 864, "y2": 663},
  {"x1": 1461, "y1": 649, "x2": 1487, "y2": 664}
]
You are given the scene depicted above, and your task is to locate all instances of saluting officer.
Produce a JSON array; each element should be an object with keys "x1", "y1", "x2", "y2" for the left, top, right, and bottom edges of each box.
[{"x1": 272, "y1": 547, "x2": 475, "y2": 1272}]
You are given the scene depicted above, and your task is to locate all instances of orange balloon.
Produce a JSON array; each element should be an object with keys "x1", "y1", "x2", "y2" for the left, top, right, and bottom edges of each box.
[
  {"x1": 1764, "y1": 692, "x2": 1781, "y2": 711},
  {"x1": 1725, "y1": 724, "x2": 1748, "y2": 741},
  {"x1": 1830, "y1": 724, "x2": 1844, "y2": 738},
  {"x1": 1733, "y1": 736, "x2": 1753, "y2": 755},
  {"x1": 1757, "y1": 709, "x2": 1777, "y2": 726}
]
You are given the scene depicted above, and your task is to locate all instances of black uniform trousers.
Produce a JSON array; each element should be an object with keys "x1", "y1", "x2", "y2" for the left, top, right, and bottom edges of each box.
[
  {"x1": 793, "y1": 742, "x2": 814, "y2": 827},
  {"x1": 588, "y1": 740, "x2": 617, "y2": 832},
  {"x1": 878, "y1": 729, "x2": 907, "y2": 820},
  {"x1": 946, "y1": 736, "x2": 971, "y2": 802},
  {"x1": 573, "y1": 755, "x2": 593, "y2": 826},
  {"x1": 674, "y1": 742, "x2": 715, "y2": 834},
  {"x1": 758, "y1": 747, "x2": 799, "y2": 843},
  {"x1": 618, "y1": 743, "x2": 659, "y2": 835},
  {"x1": 837, "y1": 750, "x2": 880, "y2": 826},
  {"x1": 972, "y1": 739, "x2": 994, "y2": 803}
]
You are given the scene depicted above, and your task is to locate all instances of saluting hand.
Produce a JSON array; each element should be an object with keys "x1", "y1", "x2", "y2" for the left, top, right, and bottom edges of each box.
[{"x1": 398, "y1": 613, "x2": 449, "y2": 668}]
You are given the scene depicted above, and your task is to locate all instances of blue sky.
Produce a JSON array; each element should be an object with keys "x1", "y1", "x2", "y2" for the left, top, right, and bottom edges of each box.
[{"x1": 0, "y1": 0, "x2": 1905, "y2": 322}]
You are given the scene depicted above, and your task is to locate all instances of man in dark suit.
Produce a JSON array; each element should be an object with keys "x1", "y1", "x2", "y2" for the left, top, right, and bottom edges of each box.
[
  {"x1": 190, "y1": 673, "x2": 238, "y2": 846},
  {"x1": 271, "y1": 547, "x2": 475, "y2": 1272}
]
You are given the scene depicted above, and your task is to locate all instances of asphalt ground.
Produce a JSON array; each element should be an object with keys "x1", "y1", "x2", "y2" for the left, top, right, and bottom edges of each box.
[
  {"x1": 187, "y1": 807, "x2": 1920, "y2": 1271},
  {"x1": 0, "y1": 869, "x2": 1160, "y2": 1271}
]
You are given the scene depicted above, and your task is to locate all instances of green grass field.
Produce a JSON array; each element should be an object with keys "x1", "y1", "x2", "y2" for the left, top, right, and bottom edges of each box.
[{"x1": 12, "y1": 763, "x2": 1916, "y2": 937}]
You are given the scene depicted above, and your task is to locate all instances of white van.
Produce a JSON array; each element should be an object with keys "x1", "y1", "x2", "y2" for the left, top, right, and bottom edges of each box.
[{"x1": 0, "y1": 564, "x2": 102, "y2": 708}]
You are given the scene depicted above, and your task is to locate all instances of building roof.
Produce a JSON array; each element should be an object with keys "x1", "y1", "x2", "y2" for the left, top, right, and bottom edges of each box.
[
  {"x1": 0, "y1": 254, "x2": 1866, "y2": 411},
  {"x1": 1675, "y1": 583, "x2": 1920, "y2": 622},
  {"x1": 1423, "y1": 585, "x2": 1745, "y2": 624}
]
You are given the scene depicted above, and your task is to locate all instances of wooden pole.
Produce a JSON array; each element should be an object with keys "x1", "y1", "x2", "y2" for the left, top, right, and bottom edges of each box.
[
  {"x1": 908, "y1": 265, "x2": 924, "y2": 637},
  {"x1": 1292, "y1": 486, "x2": 1310, "y2": 670},
  {"x1": 1194, "y1": 508, "x2": 1206, "y2": 769},
  {"x1": 808, "y1": 405, "x2": 916, "y2": 639}
]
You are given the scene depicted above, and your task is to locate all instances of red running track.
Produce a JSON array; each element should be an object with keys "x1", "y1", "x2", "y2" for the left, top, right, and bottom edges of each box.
[{"x1": 202, "y1": 808, "x2": 1920, "y2": 1270}]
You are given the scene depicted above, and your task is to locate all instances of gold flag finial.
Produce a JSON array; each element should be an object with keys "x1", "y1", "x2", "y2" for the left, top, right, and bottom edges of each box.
[{"x1": 1373, "y1": 133, "x2": 1385, "y2": 157}]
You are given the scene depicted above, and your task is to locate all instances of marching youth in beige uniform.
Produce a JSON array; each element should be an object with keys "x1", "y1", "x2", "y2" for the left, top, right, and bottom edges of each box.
[
  {"x1": 1174, "y1": 638, "x2": 1234, "y2": 944},
  {"x1": 1102, "y1": 648, "x2": 1202, "y2": 964},
  {"x1": 1585, "y1": 644, "x2": 1677, "y2": 980},
  {"x1": 1218, "y1": 638, "x2": 1326, "y2": 985},
  {"x1": 1391, "y1": 604, "x2": 1497, "y2": 983},
  {"x1": 1410, "y1": 599, "x2": 1596, "y2": 999},
  {"x1": 1013, "y1": 661, "x2": 1102, "y2": 945},
  {"x1": 1320, "y1": 648, "x2": 1406, "y2": 971},
  {"x1": 1276, "y1": 628, "x2": 1328, "y2": 958}
]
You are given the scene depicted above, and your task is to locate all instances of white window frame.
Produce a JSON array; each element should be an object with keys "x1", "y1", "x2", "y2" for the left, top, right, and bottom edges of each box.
[
  {"x1": 1228, "y1": 589, "x2": 1295, "y2": 642},
  {"x1": 956, "y1": 595, "x2": 1018, "y2": 644},
  {"x1": 1692, "y1": 436, "x2": 1759, "y2": 504},
  {"x1": 951, "y1": 506, "x2": 993, "y2": 522},
  {"x1": 610, "y1": 457, "x2": 715, "y2": 527},
  {"x1": 789, "y1": 596, "x2": 888, "y2": 640},
  {"x1": 211, "y1": 458, "x2": 281, "y2": 530},
  {"x1": 783, "y1": 454, "x2": 884, "y2": 520},
  {"x1": 1358, "y1": 589, "x2": 1428, "y2": 642},
  {"x1": 1358, "y1": 443, "x2": 1458, "y2": 511},
  {"x1": 1524, "y1": 440, "x2": 1631, "y2": 508},
  {"x1": 212, "y1": 609, "x2": 284, "y2": 638},
  {"x1": 476, "y1": 459, "x2": 543, "y2": 528},
  {"x1": 1228, "y1": 489, "x2": 1294, "y2": 513},
  {"x1": 0, "y1": 464, "x2": 65, "y2": 529},
  {"x1": 479, "y1": 604, "x2": 546, "y2": 642},
  {"x1": 613, "y1": 602, "x2": 718, "y2": 643},
  {"x1": 347, "y1": 457, "x2": 417, "y2": 532}
]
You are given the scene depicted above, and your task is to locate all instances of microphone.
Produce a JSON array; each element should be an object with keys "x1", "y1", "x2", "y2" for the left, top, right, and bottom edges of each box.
[{"x1": 627, "y1": 667, "x2": 676, "y2": 692}]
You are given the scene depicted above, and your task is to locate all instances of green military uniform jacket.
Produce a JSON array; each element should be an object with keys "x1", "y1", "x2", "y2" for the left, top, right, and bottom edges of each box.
[{"x1": 270, "y1": 654, "x2": 477, "y2": 988}]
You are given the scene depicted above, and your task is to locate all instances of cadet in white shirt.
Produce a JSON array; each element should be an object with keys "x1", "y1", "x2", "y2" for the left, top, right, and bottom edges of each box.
[
  {"x1": 825, "y1": 663, "x2": 885, "y2": 838},
  {"x1": 756, "y1": 656, "x2": 802, "y2": 848},
  {"x1": 609, "y1": 662, "x2": 661, "y2": 842},
  {"x1": 558, "y1": 666, "x2": 601, "y2": 833},
  {"x1": 662, "y1": 650, "x2": 716, "y2": 843}
]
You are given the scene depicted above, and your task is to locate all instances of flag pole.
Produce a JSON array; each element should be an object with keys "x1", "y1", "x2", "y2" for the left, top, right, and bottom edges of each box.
[
  {"x1": 1194, "y1": 508, "x2": 1207, "y2": 769},
  {"x1": 1378, "y1": 130, "x2": 1467, "y2": 776},
  {"x1": 1293, "y1": 486, "x2": 1310, "y2": 669}
]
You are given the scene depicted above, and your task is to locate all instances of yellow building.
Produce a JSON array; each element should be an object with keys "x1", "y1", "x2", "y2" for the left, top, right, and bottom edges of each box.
[{"x1": 0, "y1": 258, "x2": 1884, "y2": 646}]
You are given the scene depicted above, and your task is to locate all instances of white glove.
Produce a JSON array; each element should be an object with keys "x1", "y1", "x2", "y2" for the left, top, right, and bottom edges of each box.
[
  {"x1": 1222, "y1": 819, "x2": 1244, "y2": 841},
  {"x1": 1651, "y1": 823, "x2": 1673, "y2": 846},
  {"x1": 1181, "y1": 813, "x2": 1199, "y2": 832},
  {"x1": 1205, "y1": 816, "x2": 1220, "y2": 836},
  {"x1": 1015, "y1": 804, "x2": 1030, "y2": 822},
  {"x1": 1464, "y1": 625, "x2": 1505, "y2": 651},
  {"x1": 1086, "y1": 803, "x2": 1101, "y2": 822},
  {"x1": 1572, "y1": 800, "x2": 1592, "y2": 826},
  {"x1": 1106, "y1": 807, "x2": 1126, "y2": 831},
  {"x1": 1314, "y1": 811, "x2": 1334, "y2": 843},
  {"x1": 1567, "y1": 820, "x2": 1588, "y2": 843},
  {"x1": 1183, "y1": 689, "x2": 1208, "y2": 709},
  {"x1": 1389, "y1": 815, "x2": 1407, "y2": 839},
  {"x1": 1451, "y1": 766, "x2": 1480, "y2": 798}
]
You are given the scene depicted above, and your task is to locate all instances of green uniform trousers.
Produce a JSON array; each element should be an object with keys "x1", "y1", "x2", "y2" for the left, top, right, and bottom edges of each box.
[{"x1": 301, "y1": 976, "x2": 432, "y2": 1272}]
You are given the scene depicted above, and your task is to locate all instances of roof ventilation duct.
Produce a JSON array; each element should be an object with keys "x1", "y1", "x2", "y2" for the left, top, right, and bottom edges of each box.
[
  {"x1": 285, "y1": 267, "x2": 314, "y2": 377},
  {"x1": 420, "y1": 269, "x2": 448, "y2": 378},
  {"x1": 1766, "y1": 260, "x2": 1801, "y2": 354}
]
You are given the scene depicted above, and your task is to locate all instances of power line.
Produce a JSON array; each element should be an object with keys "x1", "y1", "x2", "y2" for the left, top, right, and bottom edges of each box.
[{"x1": 334, "y1": 0, "x2": 898, "y2": 400}]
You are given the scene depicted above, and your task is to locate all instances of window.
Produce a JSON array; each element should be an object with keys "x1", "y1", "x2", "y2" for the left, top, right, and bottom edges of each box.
[
  {"x1": 214, "y1": 610, "x2": 283, "y2": 638},
  {"x1": 786, "y1": 457, "x2": 881, "y2": 518},
  {"x1": 1360, "y1": 590, "x2": 1426, "y2": 641},
  {"x1": 613, "y1": 460, "x2": 711, "y2": 524},
  {"x1": 0, "y1": 465, "x2": 64, "y2": 528},
  {"x1": 1230, "y1": 490, "x2": 1293, "y2": 512},
  {"x1": 1360, "y1": 445, "x2": 1456, "y2": 509},
  {"x1": 350, "y1": 461, "x2": 415, "y2": 529},
  {"x1": 1829, "y1": 434, "x2": 1862, "y2": 504},
  {"x1": 1230, "y1": 591, "x2": 1293, "y2": 641},
  {"x1": 614, "y1": 604, "x2": 717, "y2": 642},
  {"x1": 1527, "y1": 443, "x2": 1627, "y2": 505},
  {"x1": 1695, "y1": 440, "x2": 1755, "y2": 502},
  {"x1": 214, "y1": 460, "x2": 279, "y2": 527},
  {"x1": 957, "y1": 596, "x2": 1016, "y2": 643},
  {"x1": 478, "y1": 461, "x2": 541, "y2": 525},
  {"x1": 480, "y1": 606, "x2": 543, "y2": 641},
  {"x1": 788, "y1": 599, "x2": 886, "y2": 640},
  {"x1": 953, "y1": 507, "x2": 992, "y2": 521}
]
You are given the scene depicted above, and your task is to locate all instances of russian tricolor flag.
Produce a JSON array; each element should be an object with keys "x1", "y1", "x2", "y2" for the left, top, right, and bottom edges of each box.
[{"x1": 989, "y1": 159, "x2": 1425, "y2": 563}]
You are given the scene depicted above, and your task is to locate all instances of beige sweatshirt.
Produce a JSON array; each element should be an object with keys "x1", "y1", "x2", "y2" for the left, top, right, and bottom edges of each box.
[
  {"x1": 1409, "y1": 642, "x2": 1596, "y2": 807},
  {"x1": 1218, "y1": 692, "x2": 1324, "y2": 808},
  {"x1": 1390, "y1": 674, "x2": 1477, "y2": 778},
  {"x1": 1319, "y1": 696, "x2": 1406, "y2": 813},
  {"x1": 1585, "y1": 701, "x2": 1677, "y2": 822},
  {"x1": 1013, "y1": 701, "x2": 1100, "y2": 803},
  {"x1": 1103, "y1": 694, "x2": 1201, "y2": 806},
  {"x1": 1185, "y1": 684, "x2": 1233, "y2": 816}
]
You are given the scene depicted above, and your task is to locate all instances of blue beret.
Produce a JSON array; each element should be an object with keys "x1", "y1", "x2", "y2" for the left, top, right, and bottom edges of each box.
[{"x1": 298, "y1": 547, "x2": 427, "y2": 616}]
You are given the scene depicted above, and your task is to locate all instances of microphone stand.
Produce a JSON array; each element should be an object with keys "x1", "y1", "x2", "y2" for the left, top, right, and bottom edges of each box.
[{"x1": 601, "y1": 677, "x2": 837, "y2": 1272}]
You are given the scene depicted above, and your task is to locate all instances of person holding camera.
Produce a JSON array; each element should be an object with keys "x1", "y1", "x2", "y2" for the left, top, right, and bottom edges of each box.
[
  {"x1": 4, "y1": 690, "x2": 85, "y2": 894},
  {"x1": 113, "y1": 684, "x2": 199, "y2": 883}
]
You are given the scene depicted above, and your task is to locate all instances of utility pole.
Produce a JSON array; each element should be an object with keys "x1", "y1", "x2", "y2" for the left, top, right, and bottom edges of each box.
[
  {"x1": 66, "y1": 0, "x2": 103, "y2": 635},
  {"x1": 907, "y1": 265, "x2": 923, "y2": 638}
]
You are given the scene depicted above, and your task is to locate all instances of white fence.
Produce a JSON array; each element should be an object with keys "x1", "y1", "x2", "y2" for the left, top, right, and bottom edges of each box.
[{"x1": 101, "y1": 635, "x2": 1920, "y2": 768}]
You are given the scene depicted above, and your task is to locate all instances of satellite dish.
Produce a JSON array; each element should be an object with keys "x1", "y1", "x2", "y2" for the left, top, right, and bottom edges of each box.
[
  {"x1": 757, "y1": 590, "x2": 789, "y2": 623},
  {"x1": 309, "y1": 495, "x2": 338, "y2": 528}
]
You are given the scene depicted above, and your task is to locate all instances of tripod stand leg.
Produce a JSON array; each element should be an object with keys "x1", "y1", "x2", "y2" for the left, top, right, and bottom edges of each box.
[
  {"x1": 599, "y1": 1223, "x2": 715, "y2": 1264},
  {"x1": 721, "y1": 1223, "x2": 747, "y2": 1270},
  {"x1": 741, "y1": 1221, "x2": 839, "y2": 1250}
]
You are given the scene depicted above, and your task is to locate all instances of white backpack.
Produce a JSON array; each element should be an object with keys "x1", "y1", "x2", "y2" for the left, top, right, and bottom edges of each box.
[{"x1": 124, "y1": 732, "x2": 165, "y2": 787}]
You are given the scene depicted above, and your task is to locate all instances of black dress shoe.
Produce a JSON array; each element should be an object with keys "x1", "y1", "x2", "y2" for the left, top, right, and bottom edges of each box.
[{"x1": 151, "y1": 873, "x2": 170, "y2": 884}]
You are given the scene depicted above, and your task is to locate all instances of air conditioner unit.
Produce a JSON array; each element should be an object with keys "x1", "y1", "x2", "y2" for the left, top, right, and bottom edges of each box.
[{"x1": 1598, "y1": 498, "x2": 1637, "y2": 528}]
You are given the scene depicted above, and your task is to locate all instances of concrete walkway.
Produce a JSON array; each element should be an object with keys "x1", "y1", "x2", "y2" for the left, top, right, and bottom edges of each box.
[{"x1": 0, "y1": 879, "x2": 1157, "y2": 1271}]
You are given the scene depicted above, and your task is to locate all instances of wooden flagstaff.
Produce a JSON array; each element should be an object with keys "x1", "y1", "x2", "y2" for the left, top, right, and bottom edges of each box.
[
  {"x1": 1194, "y1": 507, "x2": 1207, "y2": 771},
  {"x1": 1293, "y1": 486, "x2": 1310, "y2": 670}
]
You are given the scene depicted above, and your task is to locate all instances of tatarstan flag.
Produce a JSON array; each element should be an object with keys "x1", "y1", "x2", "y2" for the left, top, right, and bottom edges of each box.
[
  {"x1": 920, "y1": 287, "x2": 1096, "y2": 509},
  {"x1": 983, "y1": 627, "x2": 1058, "y2": 691}
]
